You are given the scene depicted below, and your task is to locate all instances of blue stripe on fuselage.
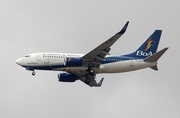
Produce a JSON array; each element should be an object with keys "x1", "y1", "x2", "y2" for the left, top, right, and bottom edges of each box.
[{"x1": 23, "y1": 65, "x2": 66, "y2": 70}]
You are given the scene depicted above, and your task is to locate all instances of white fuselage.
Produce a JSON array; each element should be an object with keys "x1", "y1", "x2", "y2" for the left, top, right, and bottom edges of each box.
[{"x1": 15, "y1": 52, "x2": 156, "y2": 74}]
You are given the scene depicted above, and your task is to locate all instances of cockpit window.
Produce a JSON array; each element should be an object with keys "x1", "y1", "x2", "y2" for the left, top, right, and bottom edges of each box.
[{"x1": 25, "y1": 55, "x2": 30, "y2": 57}]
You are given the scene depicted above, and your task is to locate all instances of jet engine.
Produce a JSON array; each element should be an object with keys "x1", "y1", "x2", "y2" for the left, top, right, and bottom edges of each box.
[{"x1": 58, "y1": 73, "x2": 77, "y2": 82}]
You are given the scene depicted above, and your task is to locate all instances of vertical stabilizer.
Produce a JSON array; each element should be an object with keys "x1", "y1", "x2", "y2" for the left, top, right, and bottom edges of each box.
[{"x1": 124, "y1": 30, "x2": 162, "y2": 59}]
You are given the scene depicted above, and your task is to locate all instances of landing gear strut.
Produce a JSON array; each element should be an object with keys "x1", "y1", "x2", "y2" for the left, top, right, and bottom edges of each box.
[{"x1": 26, "y1": 67, "x2": 36, "y2": 76}]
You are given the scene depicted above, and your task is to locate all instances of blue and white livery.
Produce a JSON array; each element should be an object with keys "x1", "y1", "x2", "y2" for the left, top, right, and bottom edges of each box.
[{"x1": 15, "y1": 21, "x2": 168, "y2": 87}]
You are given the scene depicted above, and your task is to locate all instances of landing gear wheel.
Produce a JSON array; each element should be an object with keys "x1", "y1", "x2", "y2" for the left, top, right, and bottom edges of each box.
[
  {"x1": 85, "y1": 78, "x2": 90, "y2": 84},
  {"x1": 89, "y1": 69, "x2": 94, "y2": 74},
  {"x1": 32, "y1": 71, "x2": 36, "y2": 76},
  {"x1": 87, "y1": 66, "x2": 94, "y2": 75}
]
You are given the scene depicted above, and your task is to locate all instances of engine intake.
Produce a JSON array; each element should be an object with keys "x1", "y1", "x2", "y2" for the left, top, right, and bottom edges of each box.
[{"x1": 58, "y1": 73, "x2": 77, "y2": 82}]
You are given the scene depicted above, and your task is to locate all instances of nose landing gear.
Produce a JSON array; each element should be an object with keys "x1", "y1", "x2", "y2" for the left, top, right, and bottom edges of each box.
[
  {"x1": 32, "y1": 71, "x2": 36, "y2": 76},
  {"x1": 26, "y1": 67, "x2": 36, "y2": 76}
]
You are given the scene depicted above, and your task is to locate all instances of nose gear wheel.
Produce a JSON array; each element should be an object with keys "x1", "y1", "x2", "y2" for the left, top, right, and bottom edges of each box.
[{"x1": 32, "y1": 71, "x2": 36, "y2": 76}]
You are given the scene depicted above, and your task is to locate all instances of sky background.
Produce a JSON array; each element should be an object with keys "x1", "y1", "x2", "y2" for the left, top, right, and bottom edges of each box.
[{"x1": 0, "y1": 0, "x2": 179, "y2": 118}]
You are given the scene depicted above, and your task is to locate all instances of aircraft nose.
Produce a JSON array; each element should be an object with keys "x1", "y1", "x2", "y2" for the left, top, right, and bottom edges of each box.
[{"x1": 15, "y1": 58, "x2": 22, "y2": 65}]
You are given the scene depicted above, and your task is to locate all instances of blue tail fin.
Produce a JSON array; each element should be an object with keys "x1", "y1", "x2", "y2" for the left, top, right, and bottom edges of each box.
[{"x1": 124, "y1": 30, "x2": 162, "y2": 59}]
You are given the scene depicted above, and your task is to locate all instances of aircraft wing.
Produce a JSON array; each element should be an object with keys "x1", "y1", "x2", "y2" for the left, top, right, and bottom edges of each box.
[
  {"x1": 82, "y1": 21, "x2": 129, "y2": 68},
  {"x1": 63, "y1": 21, "x2": 129, "y2": 87}
]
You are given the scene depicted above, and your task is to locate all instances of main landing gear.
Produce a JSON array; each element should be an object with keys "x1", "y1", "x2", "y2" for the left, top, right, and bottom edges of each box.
[
  {"x1": 85, "y1": 77, "x2": 90, "y2": 84},
  {"x1": 87, "y1": 65, "x2": 94, "y2": 75},
  {"x1": 85, "y1": 65, "x2": 95, "y2": 85}
]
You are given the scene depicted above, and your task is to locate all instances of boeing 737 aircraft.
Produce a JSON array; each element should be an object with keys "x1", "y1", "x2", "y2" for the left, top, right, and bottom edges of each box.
[{"x1": 15, "y1": 21, "x2": 168, "y2": 87}]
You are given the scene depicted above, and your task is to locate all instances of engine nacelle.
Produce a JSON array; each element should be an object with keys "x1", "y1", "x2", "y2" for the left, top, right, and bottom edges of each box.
[{"x1": 58, "y1": 73, "x2": 77, "y2": 82}]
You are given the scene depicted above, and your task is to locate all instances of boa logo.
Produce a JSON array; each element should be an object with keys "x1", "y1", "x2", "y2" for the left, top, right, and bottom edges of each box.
[
  {"x1": 136, "y1": 50, "x2": 152, "y2": 56},
  {"x1": 144, "y1": 38, "x2": 154, "y2": 51}
]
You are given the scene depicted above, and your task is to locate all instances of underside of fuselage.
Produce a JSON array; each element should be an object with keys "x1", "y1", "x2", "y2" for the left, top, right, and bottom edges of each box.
[{"x1": 22, "y1": 59, "x2": 156, "y2": 75}]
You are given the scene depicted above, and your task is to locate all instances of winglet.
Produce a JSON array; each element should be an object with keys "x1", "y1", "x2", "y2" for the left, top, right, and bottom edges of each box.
[
  {"x1": 118, "y1": 21, "x2": 129, "y2": 34},
  {"x1": 97, "y1": 77, "x2": 104, "y2": 87}
]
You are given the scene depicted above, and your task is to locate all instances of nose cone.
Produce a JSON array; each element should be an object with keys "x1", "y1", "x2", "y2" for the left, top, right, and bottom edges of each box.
[{"x1": 15, "y1": 58, "x2": 22, "y2": 66}]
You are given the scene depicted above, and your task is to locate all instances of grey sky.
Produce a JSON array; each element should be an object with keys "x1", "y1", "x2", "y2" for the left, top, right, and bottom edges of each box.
[{"x1": 0, "y1": 0, "x2": 179, "y2": 118}]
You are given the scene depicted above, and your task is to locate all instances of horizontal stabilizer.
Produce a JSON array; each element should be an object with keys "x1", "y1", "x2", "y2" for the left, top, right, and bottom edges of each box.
[
  {"x1": 144, "y1": 47, "x2": 169, "y2": 62},
  {"x1": 150, "y1": 64, "x2": 158, "y2": 71}
]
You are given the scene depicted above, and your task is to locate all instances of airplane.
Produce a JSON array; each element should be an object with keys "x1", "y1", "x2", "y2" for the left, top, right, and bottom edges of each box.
[{"x1": 15, "y1": 21, "x2": 168, "y2": 87}]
